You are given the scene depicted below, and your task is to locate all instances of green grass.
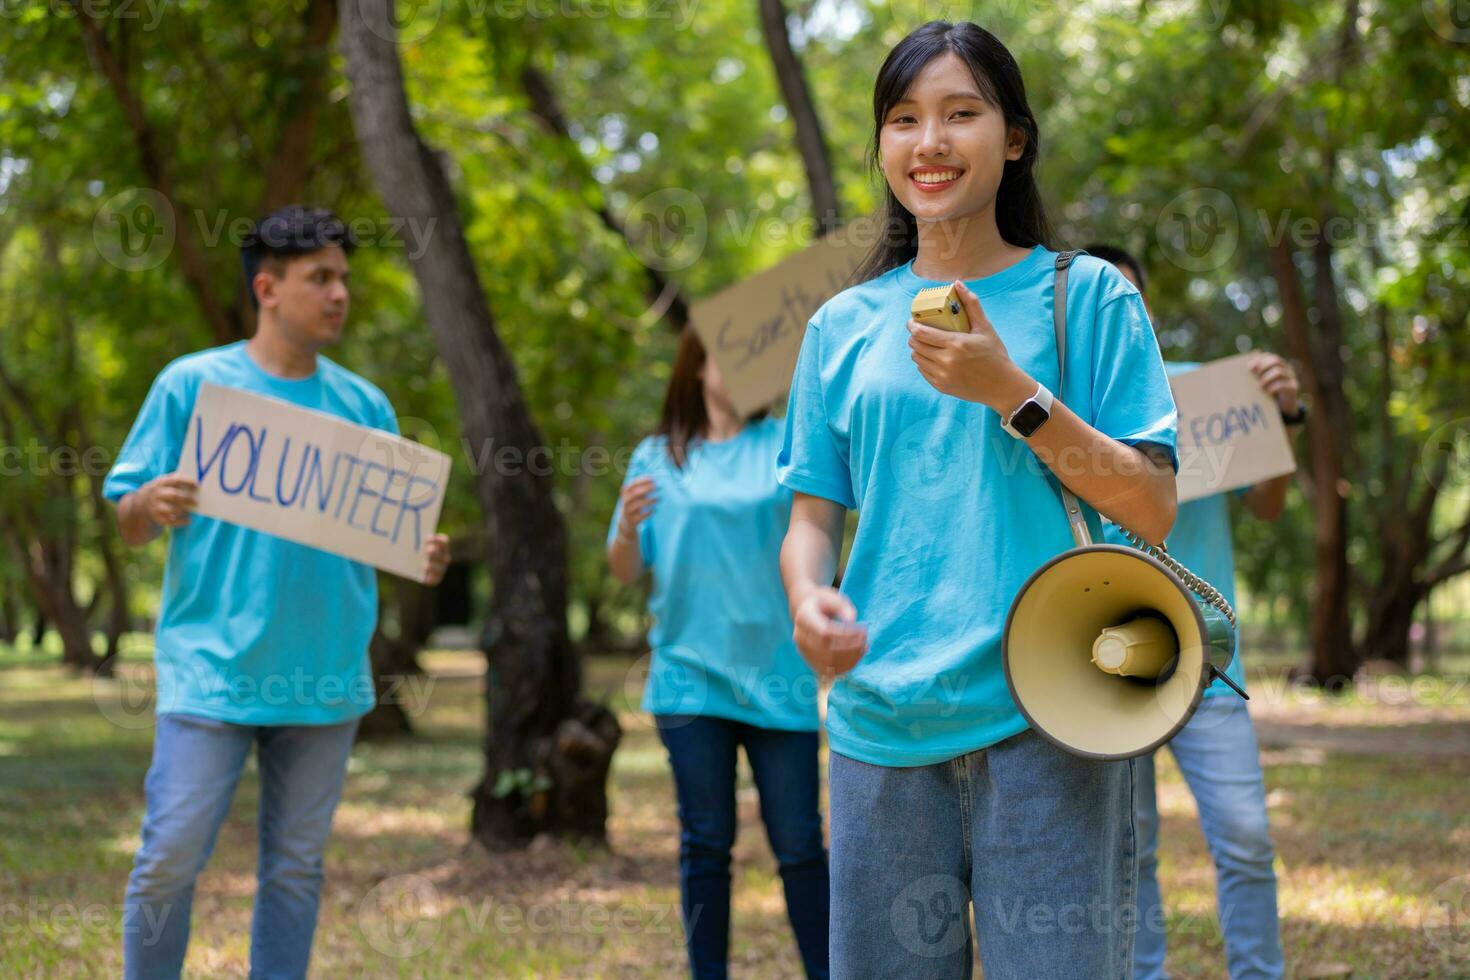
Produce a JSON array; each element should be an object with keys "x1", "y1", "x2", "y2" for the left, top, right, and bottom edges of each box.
[{"x1": 2, "y1": 645, "x2": 1467, "y2": 978}]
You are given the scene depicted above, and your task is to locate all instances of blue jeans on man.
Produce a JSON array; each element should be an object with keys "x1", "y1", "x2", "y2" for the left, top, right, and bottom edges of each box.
[
  {"x1": 827, "y1": 728, "x2": 1137, "y2": 979},
  {"x1": 1133, "y1": 695, "x2": 1284, "y2": 979},
  {"x1": 122, "y1": 713, "x2": 359, "y2": 979},
  {"x1": 656, "y1": 714, "x2": 831, "y2": 979}
]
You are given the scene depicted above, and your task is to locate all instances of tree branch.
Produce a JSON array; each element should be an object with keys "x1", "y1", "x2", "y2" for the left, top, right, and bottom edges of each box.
[{"x1": 74, "y1": 5, "x2": 242, "y2": 343}]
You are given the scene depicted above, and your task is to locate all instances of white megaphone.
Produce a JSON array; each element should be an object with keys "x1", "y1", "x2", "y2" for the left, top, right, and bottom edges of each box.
[
  {"x1": 1002, "y1": 249, "x2": 1244, "y2": 760},
  {"x1": 1002, "y1": 493, "x2": 1244, "y2": 760}
]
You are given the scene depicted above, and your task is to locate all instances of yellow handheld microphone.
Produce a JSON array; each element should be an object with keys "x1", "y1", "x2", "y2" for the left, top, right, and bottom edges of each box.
[{"x1": 910, "y1": 284, "x2": 970, "y2": 332}]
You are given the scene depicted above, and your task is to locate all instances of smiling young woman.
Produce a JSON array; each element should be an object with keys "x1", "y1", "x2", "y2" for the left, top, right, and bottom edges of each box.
[{"x1": 777, "y1": 21, "x2": 1180, "y2": 980}]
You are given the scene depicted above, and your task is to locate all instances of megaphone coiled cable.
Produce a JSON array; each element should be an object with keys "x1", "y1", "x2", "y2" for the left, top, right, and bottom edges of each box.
[{"x1": 1116, "y1": 526, "x2": 1237, "y2": 630}]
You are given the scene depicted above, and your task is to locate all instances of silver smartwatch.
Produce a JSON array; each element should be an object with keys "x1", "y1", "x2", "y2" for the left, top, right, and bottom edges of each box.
[{"x1": 1001, "y1": 382, "x2": 1054, "y2": 439}]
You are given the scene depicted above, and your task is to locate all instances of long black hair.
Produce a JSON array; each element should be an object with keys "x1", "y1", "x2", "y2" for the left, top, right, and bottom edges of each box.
[
  {"x1": 654, "y1": 330, "x2": 767, "y2": 469},
  {"x1": 854, "y1": 22, "x2": 1053, "y2": 284}
]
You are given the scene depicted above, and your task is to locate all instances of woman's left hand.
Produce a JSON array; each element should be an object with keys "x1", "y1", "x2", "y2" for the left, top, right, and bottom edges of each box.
[{"x1": 907, "y1": 281, "x2": 1032, "y2": 412}]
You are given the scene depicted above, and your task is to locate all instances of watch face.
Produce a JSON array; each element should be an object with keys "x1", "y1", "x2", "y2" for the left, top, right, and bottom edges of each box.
[{"x1": 1010, "y1": 400, "x2": 1050, "y2": 437}]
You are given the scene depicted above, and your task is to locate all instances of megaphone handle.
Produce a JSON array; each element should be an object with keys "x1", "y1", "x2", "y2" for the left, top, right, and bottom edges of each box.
[{"x1": 1209, "y1": 664, "x2": 1250, "y2": 701}]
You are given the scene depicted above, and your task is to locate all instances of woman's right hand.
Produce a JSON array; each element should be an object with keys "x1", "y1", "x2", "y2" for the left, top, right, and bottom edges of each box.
[
  {"x1": 616, "y1": 476, "x2": 658, "y2": 539},
  {"x1": 793, "y1": 586, "x2": 868, "y2": 677}
]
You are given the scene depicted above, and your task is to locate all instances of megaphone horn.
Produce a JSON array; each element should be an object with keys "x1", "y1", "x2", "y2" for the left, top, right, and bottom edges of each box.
[{"x1": 1004, "y1": 250, "x2": 1243, "y2": 760}]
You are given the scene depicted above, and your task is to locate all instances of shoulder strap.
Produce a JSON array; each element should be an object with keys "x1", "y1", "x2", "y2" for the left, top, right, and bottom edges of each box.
[
  {"x1": 1052, "y1": 251, "x2": 1092, "y2": 548},
  {"x1": 1050, "y1": 250, "x2": 1239, "y2": 629}
]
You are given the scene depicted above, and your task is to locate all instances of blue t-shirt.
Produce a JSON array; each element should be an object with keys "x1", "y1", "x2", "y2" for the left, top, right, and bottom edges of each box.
[
  {"x1": 1102, "y1": 361, "x2": 1247, "y2": 698},
  {"x1": 776, "y1": 246, "x2": 1178, "y2": 767},
  {"x1": 608, "y1": 418, "x2": 820, "y2": 731},
  {"x1": 103, "y1": 341, "x2": 399, "y2": 725}
]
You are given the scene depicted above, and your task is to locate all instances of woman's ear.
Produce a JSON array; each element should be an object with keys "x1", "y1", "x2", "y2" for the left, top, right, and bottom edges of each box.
[{"x1": 1005, "y1": 125, "x2": 1027, "y2": 161}]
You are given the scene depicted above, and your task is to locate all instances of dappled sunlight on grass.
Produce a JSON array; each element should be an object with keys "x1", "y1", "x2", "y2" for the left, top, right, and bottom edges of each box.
[{"x1": 2, "y1": 647, "x2": 1467, "y2": 976}]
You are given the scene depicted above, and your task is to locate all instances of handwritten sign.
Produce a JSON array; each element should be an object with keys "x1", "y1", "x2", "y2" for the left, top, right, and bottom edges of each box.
[
  {"x1": 177, "y1": 384, "x2": 451, "y2": 581},
  {"x1": 1170, "y1": 354, "x2": 1296, "y2": 503},
  {"x1": 690, "y1": 215, "x2": 879, "y2": 417}
]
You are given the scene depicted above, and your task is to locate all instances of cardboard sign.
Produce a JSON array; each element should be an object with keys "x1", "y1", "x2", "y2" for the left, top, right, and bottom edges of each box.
[
  {"x1": 177, "y1": 384, "x2": 451, "y2": 581},
  {"x1": 1170, "y1": 354, "x2": 1296, "y2": 503},
  {"x1": 690, "y1": 216, "x2": 879, "y2": 416}
]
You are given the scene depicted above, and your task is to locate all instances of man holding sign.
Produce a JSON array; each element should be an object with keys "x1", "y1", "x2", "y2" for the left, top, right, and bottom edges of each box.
[
  {"x1": 1090, "y1": 245, "x2": 1301, "y2": 980},
  {"x1": 104, "y1": 206, "x2": 449, "y2": 980}
]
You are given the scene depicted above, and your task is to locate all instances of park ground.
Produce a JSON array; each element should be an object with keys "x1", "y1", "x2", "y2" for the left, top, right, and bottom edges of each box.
[{"x1": 2, "y1": 638, "x2": 1468, "y2": 978}]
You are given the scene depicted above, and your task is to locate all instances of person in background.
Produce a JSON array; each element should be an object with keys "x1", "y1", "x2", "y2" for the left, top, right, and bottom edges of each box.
[
  {"x1": 106, "y1": 205, "x2": 450, "y2": 980},
  {"x1": 607, "y1": 329, "x2": 829, "y2": 980},
  {"x1": 1089, "y1": 242, "x2": 1299, "y2": 980}
]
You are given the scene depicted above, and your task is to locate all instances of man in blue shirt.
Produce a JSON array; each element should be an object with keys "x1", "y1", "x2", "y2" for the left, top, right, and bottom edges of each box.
[
  {"x1": 106, "y1": 206, "x2": 449, "y2": 979},
  {"x1": 1090, "y1": 244, "x2": 1301, "y2": 980}
]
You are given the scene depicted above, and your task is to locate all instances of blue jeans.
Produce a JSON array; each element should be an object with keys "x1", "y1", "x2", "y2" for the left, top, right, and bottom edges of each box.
[
  {"x1": 122, "y1": 713, "x2": 359, "y2": 980},
  {"x1": 656, "y1": 715, "x2": 831, "y2": 980},
  {"x1": 1134, "y1": 695, "x2": 1283, "y2": 980},
  {"x1": 829, "y1": 728, "x2": 1136, "y2": 979}
]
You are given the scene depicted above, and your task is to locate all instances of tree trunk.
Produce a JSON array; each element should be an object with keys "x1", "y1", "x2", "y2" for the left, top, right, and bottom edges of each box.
[
  {"x1": 3, "y1": 530, "x2": 105, "y2": 673},
  {"x1": 340, "y1": 1, "x2": 620, "y2": 848},
  {"x1": 1359, "y1": 582, "x2": 1423, "y2": 667},
  {"x1": 758, "y1": 0, "x2": 841, "y2": 235},
  {"x1": 357, "y1": 579, "x2": 434, "y2": 740},
  {"x1": 1267, "y1": 238, "x2": 1354, "y2": 685},
  {"x1": 0, "y1": 590, "x2": 16, "y2": 646}
]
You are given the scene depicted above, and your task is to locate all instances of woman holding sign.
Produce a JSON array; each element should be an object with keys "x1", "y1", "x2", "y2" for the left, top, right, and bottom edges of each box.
[
  {"x1": 607, "y1": 330, "x2": 829, "y2": 980},
  {"x1": 777, "y1": 22, "x2": 1179, "y2": 978}
]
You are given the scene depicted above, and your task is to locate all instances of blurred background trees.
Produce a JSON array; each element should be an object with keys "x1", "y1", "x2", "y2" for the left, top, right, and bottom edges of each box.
[{"x1": 1, "y1": 0, "x2": 1466, "y2": 842}]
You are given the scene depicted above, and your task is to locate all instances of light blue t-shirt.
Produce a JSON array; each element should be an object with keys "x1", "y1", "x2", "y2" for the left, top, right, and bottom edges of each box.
[
  {"x1": 1102, "y1": 361, "x2": 1247, "y2": 698},
  {"x1": 776, "y1": 246, "x2": 1178, "y2": 767},
  {"x1": 104, "y1": 341, "x2": 399, "y2": 725},
  {"x1": 608, "y1": 418, "x2": 820, "y2": 731}
]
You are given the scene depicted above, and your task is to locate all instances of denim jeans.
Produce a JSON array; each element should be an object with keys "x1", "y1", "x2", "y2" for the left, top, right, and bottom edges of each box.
[
  {"x1": 828, "y1": 728, "x2": 1136, "y2": 980},
  {"x1": 122, "y1": 713, "x2": 359, "y2": 980},
  {"x1": 656, "y1": 714, "x2": 831, "y2": 979},
  {"x1": 1134, "y1": 695, "x2": 1283, "y2": 979}
]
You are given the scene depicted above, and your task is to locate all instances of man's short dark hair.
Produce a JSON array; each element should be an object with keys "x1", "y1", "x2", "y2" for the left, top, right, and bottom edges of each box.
[
  {"x1": 241, "y1": 206, "x2": 356, "y2": 309},
  {"x1": 1083, "y1": 243, "x2": 1147, "y2": 295}
]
